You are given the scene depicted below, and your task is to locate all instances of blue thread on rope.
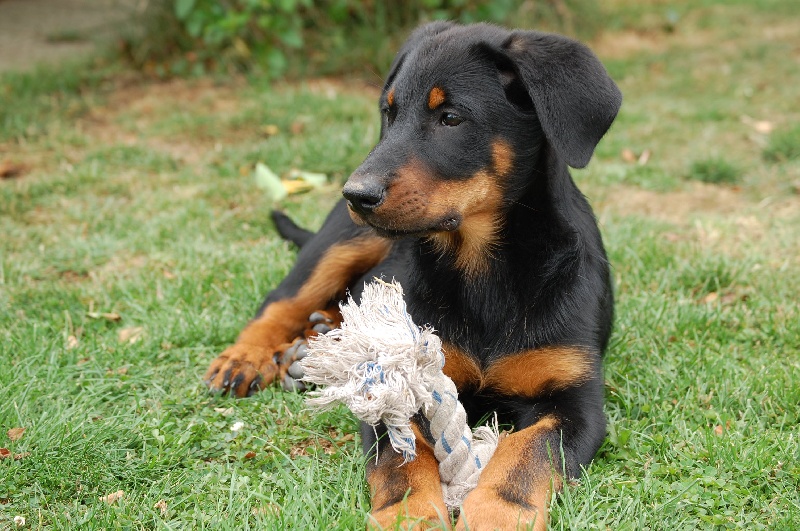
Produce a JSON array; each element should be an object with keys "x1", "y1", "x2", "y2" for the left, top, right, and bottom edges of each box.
[
  {"x1": 441, "y1": 434, "x2": 452, "y2": 454},
  {"x1": 475, "y1": 455, "x2": 482, "y2": 469},
  {"x1": 432, "y1": 390, "x2": 442, "y2": 404},
  {"x1": 357, "y1": 361, "x2": 385, "y2": 393}
]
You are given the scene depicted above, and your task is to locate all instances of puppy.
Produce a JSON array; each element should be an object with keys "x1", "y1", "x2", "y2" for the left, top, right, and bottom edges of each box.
[{"x1": 205, "y1": 22, "x2": 621, "y2": 530}]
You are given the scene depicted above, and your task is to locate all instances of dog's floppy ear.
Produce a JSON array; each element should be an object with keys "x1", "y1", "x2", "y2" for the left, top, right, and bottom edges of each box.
[
  {"x1": 496, "y1": 31, "x2": 622, "y2": 168},
  {"x1": 383, "y1": 21, "x2": 455, "y2": 91}
]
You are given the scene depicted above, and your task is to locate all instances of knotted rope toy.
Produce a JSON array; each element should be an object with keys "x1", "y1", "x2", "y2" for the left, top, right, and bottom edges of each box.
[{"x1": 300, "y1": 279, "x2": 498, "y2": 510}]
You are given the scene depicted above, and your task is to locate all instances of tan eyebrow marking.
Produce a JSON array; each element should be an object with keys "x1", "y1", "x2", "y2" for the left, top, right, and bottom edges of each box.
[
  {"x1": 386, "y1": 87, "x2": 395, "y2": 106},
  {"x1": 428, "y1": 86, "x2": 445, "y2": 109}
]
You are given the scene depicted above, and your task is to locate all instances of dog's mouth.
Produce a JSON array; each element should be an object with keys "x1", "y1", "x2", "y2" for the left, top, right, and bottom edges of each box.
[{"x1": 348, "y1": 206, "x2": 461, "y2": 239}]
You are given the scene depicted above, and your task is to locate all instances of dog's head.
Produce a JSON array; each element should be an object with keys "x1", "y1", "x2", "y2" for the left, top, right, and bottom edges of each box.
[{"x1": 343, "y1": 22, "x2": 621, "y2": 245}]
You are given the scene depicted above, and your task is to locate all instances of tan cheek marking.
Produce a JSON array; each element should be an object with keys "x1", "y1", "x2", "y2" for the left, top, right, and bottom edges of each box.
[
  {"x1": 386, "y1": 87, "x2": 395, "y2": 107},
  {"x1": 492, "y1": 139, "x2": 514, "y2": 177},
  {"x1": 428, "y1": 86, "x2": 445, "y2": 109},
  {"x1": 483, "y1": 347, "x2": 594, "y2": 397},
  {"x1": 426, "y1": 170, "x2": 503, "y2": 276}
]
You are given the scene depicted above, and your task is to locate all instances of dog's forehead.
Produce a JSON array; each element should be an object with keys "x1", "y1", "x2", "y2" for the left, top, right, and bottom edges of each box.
[{"x1": 389, "y1": 26, "x2": 506, "y2": 102}]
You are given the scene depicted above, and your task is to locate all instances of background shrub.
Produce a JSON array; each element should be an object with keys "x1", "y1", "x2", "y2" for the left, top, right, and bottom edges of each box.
[{"x1": 121, "y1": 0, "x2": 602, "y2": 78}]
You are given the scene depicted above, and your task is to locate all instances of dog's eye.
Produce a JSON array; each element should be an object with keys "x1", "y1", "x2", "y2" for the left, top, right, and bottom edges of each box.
[{"x1": 440, "y1": 112, "x2": 464, "y2": 127}]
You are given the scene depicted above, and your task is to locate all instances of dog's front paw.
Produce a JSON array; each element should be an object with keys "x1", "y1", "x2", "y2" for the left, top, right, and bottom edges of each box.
[
  {"x1": 204, "y1": 343, "x2": 280, "y2": 397},
  {"x1": 278, "y1": 311, "x2": 337, "y2": 392}
]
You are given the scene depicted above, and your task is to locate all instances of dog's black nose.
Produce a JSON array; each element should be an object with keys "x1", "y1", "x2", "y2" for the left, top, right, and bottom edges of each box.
[{"x1": 342, "y1": 180, "x2": 385, "y2": 214}]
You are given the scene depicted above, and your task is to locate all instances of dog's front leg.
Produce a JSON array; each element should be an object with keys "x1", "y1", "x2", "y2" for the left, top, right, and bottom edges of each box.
[
  {"x1": 455, "y1": 416, "x2": 563, "y2": 531},
  {"x1": 365, "y1": 422, "x2": 449, "y2": 530}
]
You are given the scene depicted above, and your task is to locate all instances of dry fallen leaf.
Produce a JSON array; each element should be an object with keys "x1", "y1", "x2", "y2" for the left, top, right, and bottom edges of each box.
[
  {"x1": 7, "y1": 427, "x2": 25, "y2": 441},
  {"x1": 0, "y1": 160, "x2": 29, "y2": 179},
  {"x1": 740, "y1": 115, "x2": 774, "y2": 134},
  {"x1": 637, "y1": 149, "x2": 651, "y2": 165},
  {"x1": 252, "y1": 504, "x2": 281, "y2": 517},
  {"x1": 0, "y1": 448, "x2": 30, "y2": 460},
  {"x1": 244, "y1": 451, "x2": 256, "y2": 459},
  {"x1": 67, "y1": 335, "x2": 79, "y2": 349},
  {"x1": 100, "y1": 490, "x2": 125, "y2": 504},
  {"x1": 714, "y1": 425, "x2": 724, "y2": 436},
  {"x1": 118, "y1": 327, "x2": 144, "y2": 344},
  {"x1": 703, "y1": 292, "x2": 719, "y2": 304},
  {"x1": 154, "y1": 499, "x2": 168, "y2": 516},
  {"x1": 261, "y1": 124, "x2": 280, "y2": 137},
  {"x1": 87, "y1": 311, "x2": 121, "y2": 321},
  {"x1": 621, "y1": 148, "x2": 637, "y2": 163}
]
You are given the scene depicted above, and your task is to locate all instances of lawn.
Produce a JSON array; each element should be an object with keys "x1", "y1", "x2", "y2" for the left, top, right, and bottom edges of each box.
[{"x1": 1, "y1": 1, "x2": 799, "y2": 529}]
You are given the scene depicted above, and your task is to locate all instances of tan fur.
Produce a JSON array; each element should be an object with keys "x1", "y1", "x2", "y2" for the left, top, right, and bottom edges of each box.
[{"x1": 444, "y1": 344, "x2": 594, "y2": 397}]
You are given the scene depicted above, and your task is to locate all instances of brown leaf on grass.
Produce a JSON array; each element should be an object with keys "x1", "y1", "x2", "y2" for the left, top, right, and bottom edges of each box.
[
  {"x1": 99, "y1": 490, "x2": 124, "y2": 504},
  {"x1": 290, "y1": 121, "x2": 305, "y2": 135},
  {"x1": 0, "y1": 160, "x2": 29, "y2": 179},
  {"x1": 0, "y1": 448, "x2": 30, "y2": 460},
  {"x1": 154, "y1": 499, "x2": 168, "y2": 516},
  {"x1": 118, "y1": 327, "x2": 144, "y2": 344},
  {"x1": 740, "y1": 115, "x2": 774, "y2": 134},
  {"x1": 252, "y1": 504, "x2": 281, "y2": 517},
  {"x1": 244, "y1": 451, "x2": 256, "y2": 459},
  {"x1": 87, "y1": 311, "x2": 121, "y2": 321},
  {"x1": 67, "y1": 335, "x2": 79, "y2": 349},
  {"x1": 621, "y1": 148, "x2": 651, "y2": 165},
  {"x1": 621, "y1": 148, "x2": 637, "y2": 163},
  {"x1": 7, "y1": 428, "x2": 25, "y2": 441},
  {"x1": 702, "y1": 292, "x2": 719, "y2": 304},
  {"x1": 261, "y1": 124, "x2": 280, "y2": 137},
  {"x1": 714, "y1": 424, "x2": 724, "y2": 436}
]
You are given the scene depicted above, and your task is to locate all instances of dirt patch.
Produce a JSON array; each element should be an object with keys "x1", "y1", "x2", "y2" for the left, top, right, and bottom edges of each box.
[
  {"x1": 592, "y1": 29, "x2": 669, "y2": 59},
  {"x1": 598, "y1": 182, "x2": 749, "y2": 224}
]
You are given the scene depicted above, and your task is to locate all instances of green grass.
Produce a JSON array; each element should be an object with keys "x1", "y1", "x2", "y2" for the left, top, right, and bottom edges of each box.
[
  {"x1": 687, "y1": 158, "x2": 742, "y2": 185},
  {"x1": 764, "y1": 124, "x2": 800, "y2": 163},
  {"x1": 2, "y1": 1, "x2": 800, "y2": 529}
]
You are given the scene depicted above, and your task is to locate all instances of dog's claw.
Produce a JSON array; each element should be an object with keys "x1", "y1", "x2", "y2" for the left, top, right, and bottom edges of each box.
[
  {"x1": 308, "y1": 311, "x2": 331, "y2": 324},
  {"x1": 287, "y1": 360, "x2": 305, "y2": 380},
  {"x1": 282, "y1": 374, "x2": 306, "y2": 392},
  {"x1": 221, "y1": 368, "x2": 233, "y2": 388},
  {"x1": 312, "y1": 323, "x2": 332, "y2": 334}
]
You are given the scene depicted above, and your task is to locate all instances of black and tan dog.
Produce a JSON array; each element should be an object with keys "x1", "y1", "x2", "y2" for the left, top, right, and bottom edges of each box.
[{"x1": 205, "y1": 22, "x2": 621, "y2": 530}]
